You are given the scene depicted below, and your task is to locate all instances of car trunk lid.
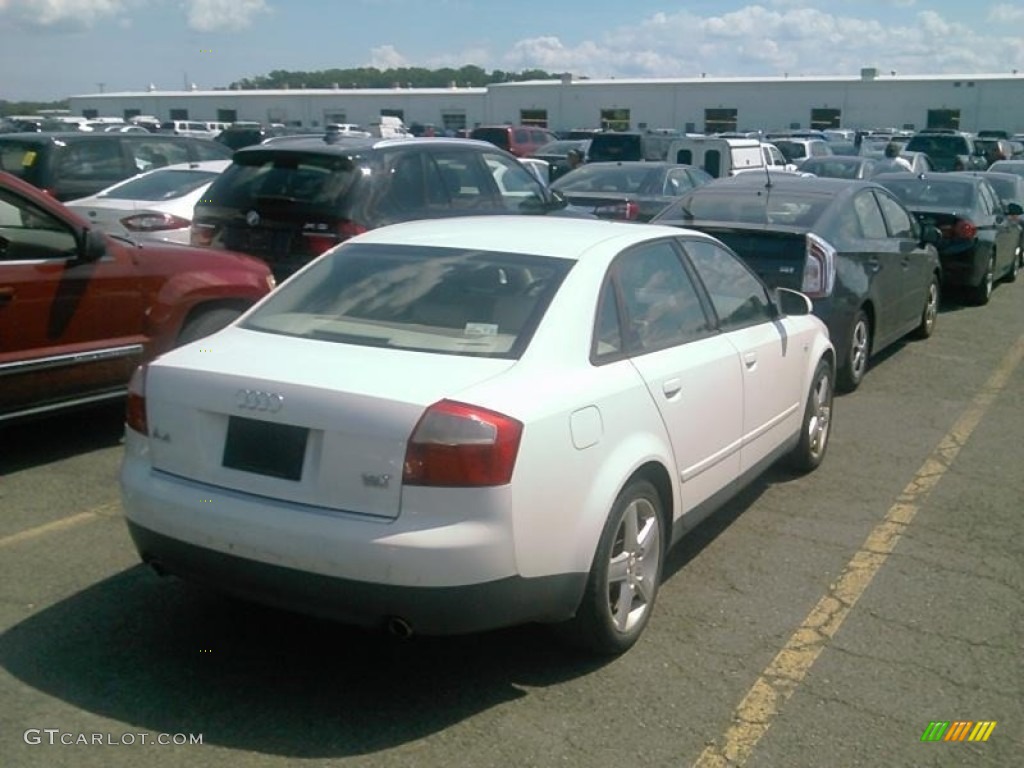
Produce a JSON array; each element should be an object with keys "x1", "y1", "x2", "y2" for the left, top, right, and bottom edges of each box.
[{"x1": 143, "y1": 327, "x2": 517, "y2": 519}]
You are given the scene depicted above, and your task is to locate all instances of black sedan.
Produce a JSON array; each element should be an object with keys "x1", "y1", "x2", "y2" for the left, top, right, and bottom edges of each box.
[
  {"x1": 652, "y1": 174, "x2": 941, "y2": 391},
  {"x1": 550, "y1": 161, "x2": 713, "y2": 222},
  {"x1": 798, "y1": 156, "x2": 879, "y2": 179},
  {"x1": 875, "y1": 173, "x2": 1022, "y2": 304}
]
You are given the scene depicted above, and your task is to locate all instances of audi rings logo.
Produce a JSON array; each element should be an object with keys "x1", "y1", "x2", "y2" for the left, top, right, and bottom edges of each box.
[{"x1": 235, "y1": 389, "x2": 284, "y2": 413}]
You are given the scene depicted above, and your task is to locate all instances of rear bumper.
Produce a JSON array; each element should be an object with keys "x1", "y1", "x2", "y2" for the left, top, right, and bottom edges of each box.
[
  {"x1": 120, "y1": 445, "x2": 586, "y2": 635},
  {"x1": 937, "y1": 243, "x2": 985, "y2": 287},
  {"x1": 126, "y1": 520, "x2": 585, "y2": 635}
]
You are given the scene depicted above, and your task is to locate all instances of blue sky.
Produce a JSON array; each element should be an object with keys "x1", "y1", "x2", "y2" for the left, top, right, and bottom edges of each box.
[{"x1": 2, "y1": 1, "x2": 1023, "y2": 101}]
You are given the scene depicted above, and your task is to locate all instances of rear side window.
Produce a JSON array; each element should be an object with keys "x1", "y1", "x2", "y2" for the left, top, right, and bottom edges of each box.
[
  {"x1": 240, "y1": 242, "x2": 573, "y2": 359},
  {"x1": 54, "y1": 140, "x2": 126, "y2": 181},
  {"x1": 128, "y1": 139, "x2": 190, "y2": 171},
  {"x1": 203, "y1": 151, "x2": 360, "y2": 211},
  {"x1": 0, "y1": 141, "x2": 44, "y2": 183},
  {"x1": 191, "y1": 140, "x2": 233, "y2": 161}
]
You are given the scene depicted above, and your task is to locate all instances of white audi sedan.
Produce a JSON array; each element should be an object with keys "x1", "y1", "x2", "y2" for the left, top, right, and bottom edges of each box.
[{"x1": 120, "y1": 216, "x2": 834, "y2": 655}]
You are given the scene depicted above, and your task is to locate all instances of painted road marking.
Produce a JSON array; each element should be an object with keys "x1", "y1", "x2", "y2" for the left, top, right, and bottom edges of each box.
[
  {"x1": 693, "y1": 333, "x2": 1024, "y2": 767},
  {"x1": 0, "y1": 501, "x2": 119, "y2": 549}
]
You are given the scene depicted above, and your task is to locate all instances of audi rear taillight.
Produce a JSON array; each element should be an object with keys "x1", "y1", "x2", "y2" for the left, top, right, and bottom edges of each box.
[
  {"x1": 121, "y1": 212, "x2": 191, "y2": 232},
  {"x1": 403, "y1": 400, "x2": 523, "y2": 487},
  {"x1": 126, "y1": 365, "x2": 148, "y2": 435},
  {"x1": 802, "y1": 233, "x2": 837, "y2": 299},
  {"x1": 594, "y1": 201, "x2": 640, "y2": 221},
  {"x1": 302, "y1": 220, "x2": 369, "y2": 256},
  {"x1": 190, "y1": 222, "x2": 215, "y2": 246}
]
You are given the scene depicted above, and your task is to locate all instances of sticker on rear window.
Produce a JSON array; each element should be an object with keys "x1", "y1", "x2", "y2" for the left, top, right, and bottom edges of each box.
[
  {"x1": 22, "y1": 151, "x2": 37, "y2": 167},
  {"x1": 464, "y1": 323, "x2": 498, "y2": 337}
]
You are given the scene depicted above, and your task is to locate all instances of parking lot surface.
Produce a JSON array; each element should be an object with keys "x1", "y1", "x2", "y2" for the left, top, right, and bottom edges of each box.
[{"x1": 2, "y1": 282, "x2": 1022, "y2": 768}]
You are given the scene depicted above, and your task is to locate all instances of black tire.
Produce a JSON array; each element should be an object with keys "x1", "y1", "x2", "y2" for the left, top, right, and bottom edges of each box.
[
  {"x1": 177, "y1": 307, "x2": 243, "y2": 346},
  {"x1": 970, "y1": 253, "x2": 996, "y2": 305},
  {"x1": 555, "y1": 479, "x2": 664, "y2": 656},
  {"x1": 838, "y1": 310, "x2": 871, "y2": 393},
  {"x1": 913, "y1": 275, "x2": 940, "y2": 339},
  {"x1": 788, "y1": 358, "x2": 834, "y2": 473}
]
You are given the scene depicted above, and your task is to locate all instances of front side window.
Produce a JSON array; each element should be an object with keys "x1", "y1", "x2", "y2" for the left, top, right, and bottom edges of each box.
[
  {"x1": 0, "y1": 188, "x2": 77, "y2": 260},
  {"x1": 241, "y1": 243, "x2": 573, "y2": 359},
  {"x1": 481, "y1": 152, "x2": 547, "y2": 212},
  {"x1": 683, "y1": 238, "x2": 774, "y2": 330},
  {"x1": 614, "y1": 240, "x2": 711, "y2": 353}
]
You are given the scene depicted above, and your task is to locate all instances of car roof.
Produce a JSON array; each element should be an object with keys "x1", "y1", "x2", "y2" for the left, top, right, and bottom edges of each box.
[
  {"x1": 708, "y1": 174, "x2": 872, "y2": 195},
  {"x1": 347, "y1": 215, "x2": 714, "y2": 261},
  {"x1": 234, "y1": 136, "x2": 499, "y2": 155}
]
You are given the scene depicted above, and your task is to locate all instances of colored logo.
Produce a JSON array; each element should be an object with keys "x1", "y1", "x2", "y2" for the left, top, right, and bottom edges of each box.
[{"x1": 921, "y1": 721, "x2": 996, "y2": 742}]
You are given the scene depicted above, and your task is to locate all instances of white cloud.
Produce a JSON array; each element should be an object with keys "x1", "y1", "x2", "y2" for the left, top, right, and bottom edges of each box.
[
  {"x1": 369, "y1": 44, "x2": 407, "y2": 69},
  {"x1": 987, "y1": 3, "x2": 1024, "y2": 23},
  {"x1": 182, "y1": 0, "x2": 269, "y2": 32},
  {"x1": 1, "y1": 0, "x2": 127, "y2": 28}
]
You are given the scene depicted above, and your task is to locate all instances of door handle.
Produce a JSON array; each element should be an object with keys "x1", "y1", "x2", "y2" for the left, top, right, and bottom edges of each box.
[
  {"x1": 662, "y1": 378, "x2": 682, "y2": 398},
  {"x1": 744, "y1": 352, "x2": 757, "y2": 369}
]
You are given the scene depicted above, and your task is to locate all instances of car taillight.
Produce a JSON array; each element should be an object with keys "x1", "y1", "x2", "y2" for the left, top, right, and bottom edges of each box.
[
  {"x1": 190, "y1": 222, "x2": 215, "y2": 246},
  {"x1": 952, "y1": 219, "x2": 977, "y2": 239},
  {"x1": 126, "y1": 365, "x2": 148, "y2": 435},
  {"x1": 802, "y1": 233, "x2": 837, "y2": 299},
  {"x1": 402, "y1": 399, "x2": 523, "y2": 487},
  {"x1": 593, "y1": 201, "x2": 640, "y2": 220},
  {"x1": 302, "y1": 220, "x2": 369, "y2": 256},
  {"x1": 121, "y1": 213, "x2": 192, "y2": 232}
]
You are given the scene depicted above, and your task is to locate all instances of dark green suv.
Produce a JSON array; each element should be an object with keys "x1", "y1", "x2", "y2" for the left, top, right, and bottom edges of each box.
[{"x1": 0, "y1": 132, "x2": 233, "y2": 201}]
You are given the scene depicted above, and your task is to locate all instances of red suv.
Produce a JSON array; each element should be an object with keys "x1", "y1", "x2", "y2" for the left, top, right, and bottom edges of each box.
[
  {"x1": 0, "y1": 171, "x2": 275, "y2": 423},
  {"x1": 469, "y1": 125, "x2": 558, "y2": 157}
]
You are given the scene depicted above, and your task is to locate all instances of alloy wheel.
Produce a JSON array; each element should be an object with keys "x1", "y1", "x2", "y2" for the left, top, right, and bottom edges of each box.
[
  {"x1": 605, "y1": 497, "x2": 661, "y2": 634},
  {"x1": 807, "y1": 371, "x2": 833, "y2": 463}
]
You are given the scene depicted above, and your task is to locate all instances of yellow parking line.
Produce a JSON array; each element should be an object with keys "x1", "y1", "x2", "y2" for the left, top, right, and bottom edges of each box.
[
  {"x1": 0, "y1": 501, "x2": 119, "y2": 549},
  {"x1": 693, "y1": 332, "x2": 1024, "y2": 768}
]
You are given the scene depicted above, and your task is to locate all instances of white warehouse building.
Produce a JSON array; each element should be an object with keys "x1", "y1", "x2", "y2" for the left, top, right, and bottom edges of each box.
[{"x1": 68, "y1": 69, "x2": 1024, "y2": 134}]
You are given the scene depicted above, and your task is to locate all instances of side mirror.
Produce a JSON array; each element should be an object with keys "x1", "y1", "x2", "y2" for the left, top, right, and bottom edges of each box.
[
  {"x1": 1006, "y1": 202, "x2": 1024, "y2": 217},
  {"x1": 79, "y1": 228, "x2": 107, "y2": 262},
  {"x1": 776, "y1": 287, "x2": 813, "y2": 316},
  {"x1": 919, "y1": 225, "x2": 942, "y2": 246}
]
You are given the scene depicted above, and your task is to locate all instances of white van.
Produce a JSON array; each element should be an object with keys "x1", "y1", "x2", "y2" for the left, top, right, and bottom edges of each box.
[
  {"x1": 667, "y1": 137, "x2": 766, "y2": 177},
  {"x1": 160, "y1": 120, "x2": 217, "y2": 139},
  {"x1": 368, "y1": 116, "x2": 411, "y2": 138}
]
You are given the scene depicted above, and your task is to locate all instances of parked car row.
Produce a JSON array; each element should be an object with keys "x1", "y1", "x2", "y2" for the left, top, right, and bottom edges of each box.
[{"x1": 8, "y1": 119, "x2": 1023, "y2": 659}]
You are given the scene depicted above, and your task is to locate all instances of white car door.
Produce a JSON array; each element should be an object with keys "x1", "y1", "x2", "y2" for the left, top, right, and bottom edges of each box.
[
  {"x1": 609, "y1": 239, "x2": 744, "y2": 516},
  {"x1": 682, "y1": 238, "x2": 805, "y2": 472}
]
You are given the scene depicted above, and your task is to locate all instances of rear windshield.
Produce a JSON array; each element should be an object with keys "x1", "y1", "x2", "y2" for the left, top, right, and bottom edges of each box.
[
  {"x1": 470, "y1": 128, "x2": 511, "y2": 150},
  {"x1": 0, "y1": 140, "x2": 44, "y2": 183},
  {"x1": 905, "y1": 135, "x2": 970, "y2": 156},
  {"x1": 100, "y1": 169, "x2": 219, "y2": 200},
  {"x1": 202, "y1": 151, "x2": 360, "y2": 211},
  {"x1": 774, "y1": 141, "x2": 807, "y2": 161},
  {"x1": 588, "y1": 135, "x2": 643, "y2": 162},
  {"x1": 660, "y1": 188, "x2": 831, "y2": 227},
  {"x1": 241, "y1": 242, "x2": 573, "y2": 358},
  {"x1": 551, "y1": 164, "x2": 660, "y2": 193},
  {"x1": 877, "y1": 179, "x2": 976, "y2": 208}
]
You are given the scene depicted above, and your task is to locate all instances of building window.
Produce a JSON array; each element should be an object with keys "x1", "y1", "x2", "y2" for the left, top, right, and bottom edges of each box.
[
  {"x1": 600, "y1": 109, "x2": 630, "y2": 131},
  {"x1": 520, "y1": 109, "x2": 548, "y2": 127},
  {"x1": 381, "y1": 108, "x2": 404, "y2": 120},
  {"x1": 123, "y1": 108, "x2": 141, "y2": 120},
  {"x1": 217, "y1": 109, "x2": 237, "y2": 123},
  {"x1": 789, "y1": 122, "x2": 801, "y2": 130},
  {"x1": 684, "y1": 122, "x2": 696, "y2": 133},
  {"x1": 902, "y1": 123, "x2": 915, "y2": 130},
  {"x1": 324, "y1": 111, "x2": 347, "y2": 124},
  {"x1": 169, "y1": 109, "x2": 188, "y2": 120},
  {"x1": 810, "y1": 108, "x2": 841, "y2": 129},
  {"x1": 82, "y1": 109, "x2": 98, "y2": 118},
  {"x1": 704, "y1": 108, "x2": 737, "y2": 134},
  {"x1": 441, "y1": 111, "x2": 467, "y2": 132},
  {"x1": 926, "y1": 109, "x2": 960, "y2": 130}
]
